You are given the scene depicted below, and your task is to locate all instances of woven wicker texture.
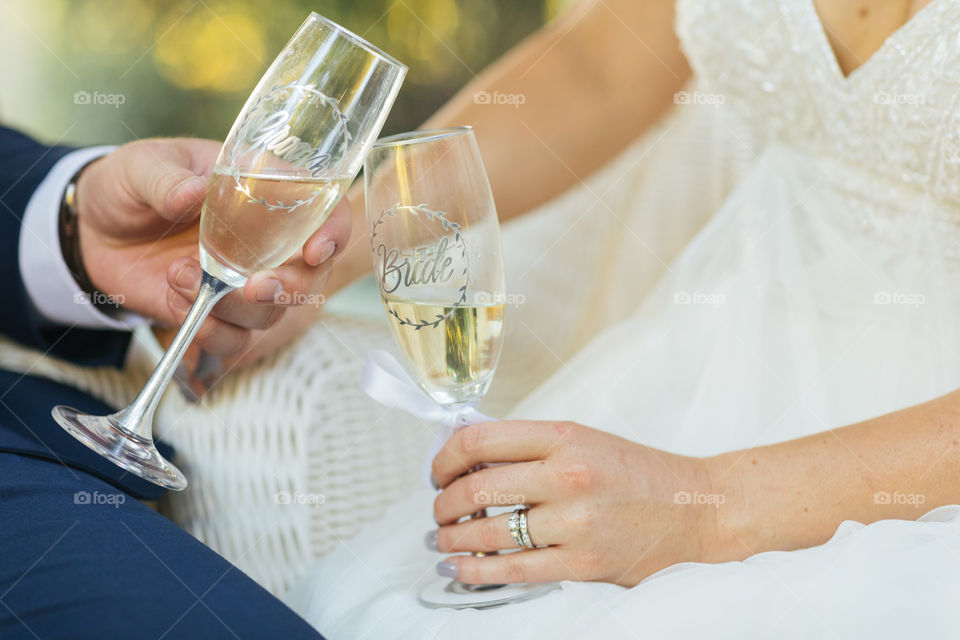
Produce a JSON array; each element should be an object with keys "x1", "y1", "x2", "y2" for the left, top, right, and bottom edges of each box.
[{"x1": 0, "y1": 93, "x2": 746, "y2": 595}]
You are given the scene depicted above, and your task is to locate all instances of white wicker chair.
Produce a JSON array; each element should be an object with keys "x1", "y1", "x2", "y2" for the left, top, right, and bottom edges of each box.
[{"x1": 0, "y1": 93, "x2": 748, "y2": 596}]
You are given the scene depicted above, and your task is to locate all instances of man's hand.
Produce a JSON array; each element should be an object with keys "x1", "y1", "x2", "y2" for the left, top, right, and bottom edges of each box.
[{"x1": 75, "y1": 138, "x2": 350, "y2": 388}]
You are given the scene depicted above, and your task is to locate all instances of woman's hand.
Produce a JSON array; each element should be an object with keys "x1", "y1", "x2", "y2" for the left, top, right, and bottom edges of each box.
[{"x1": 429, "y1": 420, "x2": 730, "y2": 587}]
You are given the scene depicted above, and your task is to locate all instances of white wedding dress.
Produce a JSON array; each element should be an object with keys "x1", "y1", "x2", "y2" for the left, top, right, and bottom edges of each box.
[{"x1": 284, "y1": 0, "x2": 960, "y2": 636}]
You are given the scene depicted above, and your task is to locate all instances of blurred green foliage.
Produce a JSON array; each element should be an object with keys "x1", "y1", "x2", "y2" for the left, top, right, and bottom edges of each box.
[{"x1": 5, "y1": 0, "x2": 568, "y2": 146}]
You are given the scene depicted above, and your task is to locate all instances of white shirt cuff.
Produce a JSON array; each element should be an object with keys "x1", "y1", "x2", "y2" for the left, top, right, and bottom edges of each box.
[{"x1": 19, "y1": 146, "x2": 147, "y2": 330}]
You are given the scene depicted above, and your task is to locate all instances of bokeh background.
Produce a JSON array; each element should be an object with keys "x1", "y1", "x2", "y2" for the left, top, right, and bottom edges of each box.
[{"x1": 0, "y1": 0, "x2": 572, "y2": 146}]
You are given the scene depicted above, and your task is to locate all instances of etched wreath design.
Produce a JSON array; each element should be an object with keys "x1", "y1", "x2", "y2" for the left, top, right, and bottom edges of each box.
[
  {"x1": 226, "y1": 83, "x2": 352, "y2": 214},
  {"x1": 370, "y1": 204, "x2": 469, "y2": 330}
]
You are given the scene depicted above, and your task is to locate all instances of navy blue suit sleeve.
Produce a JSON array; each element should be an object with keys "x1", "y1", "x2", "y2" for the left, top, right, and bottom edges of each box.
[{"x1": 0, "y1": 126, "x2": 130, "y2": 368}]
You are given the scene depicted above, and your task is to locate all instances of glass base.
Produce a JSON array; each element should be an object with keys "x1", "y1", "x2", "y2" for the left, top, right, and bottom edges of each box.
[
  {"x1": 51, "y1": 405, "x2": 187, "y2": 491},
  {"x1": 418, "y1": 576, "x2": 559, "y2": 610}
]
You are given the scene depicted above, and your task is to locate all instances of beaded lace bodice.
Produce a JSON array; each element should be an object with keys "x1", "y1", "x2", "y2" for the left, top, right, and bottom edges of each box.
[{"x1": 676, "y1": 0, "x2": 960, "y2": 207}]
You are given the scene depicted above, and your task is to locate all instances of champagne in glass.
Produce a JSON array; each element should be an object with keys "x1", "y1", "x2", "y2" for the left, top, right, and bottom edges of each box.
[
  {"x1": 51, "y1": 14, "x2": 406, "y2": 490},
  {"x1": 365, "y1": 127, "x2": 557, "y2": 609},
  {"x1": 383, "y1": 299, "x2": 505, "y2": 406},
  {"x1": 200, "y1": 171, "x2": 353, "y2": 280}
]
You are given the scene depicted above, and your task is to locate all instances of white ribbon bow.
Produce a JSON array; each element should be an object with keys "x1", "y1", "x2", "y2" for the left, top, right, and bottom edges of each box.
[{"x1": 360, "y1": 350, "x2": 495, "y2": 487}]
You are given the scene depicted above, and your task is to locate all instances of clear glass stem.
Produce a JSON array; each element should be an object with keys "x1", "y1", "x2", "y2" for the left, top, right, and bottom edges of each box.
[{"x1": 114, "y1": 270, "x2": 234, "y2": 439}]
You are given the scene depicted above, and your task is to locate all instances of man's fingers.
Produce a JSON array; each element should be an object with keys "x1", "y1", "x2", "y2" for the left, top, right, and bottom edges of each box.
[
  {"x1": 242, "y1": 261, "x2": 331, "y2": 307},
  {"x1": 167, "y1": 284, "x2": 284, "y2": 332},
  {"x1": 167, "y1": 257, "x2": 203, "y2": 298},
  {"x1": 162, "y1": 174, "x2": 208, "y2": 222},
  {"x1": 166, "y1": 290, "x2": 252, "y2": 358},
  {"x1": 120, "y1": 140, "x2": 209, "y2": 223},
  {"x1": 166, "y1": 257, "x2": 286, "y2": 330},
  {"x1": 210, "y1": 292, "x2": 286, "y2": 330},
  {"x1": 162, "y1": 261, "x2": 254, "y2": 358},
  {"x1": 144, "y1": 166, "x2": 207, "y2": 223},
  {"x1": 178, "y1": 137, "x2": 221, "y2": 178}
]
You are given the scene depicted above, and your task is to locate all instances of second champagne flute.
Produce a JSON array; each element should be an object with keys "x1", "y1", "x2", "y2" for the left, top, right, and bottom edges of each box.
[
  {"x1": 51, "y1": 13, "x2": 406, "y2": 490},
  {"x1": 365, "y1": 127, "x2": 558, "y2": 609}
]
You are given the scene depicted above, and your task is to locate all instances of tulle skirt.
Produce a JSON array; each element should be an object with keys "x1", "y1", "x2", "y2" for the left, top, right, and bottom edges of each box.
[{"x1": 285, "y1": 143, "x2": 960, "y2": 637}]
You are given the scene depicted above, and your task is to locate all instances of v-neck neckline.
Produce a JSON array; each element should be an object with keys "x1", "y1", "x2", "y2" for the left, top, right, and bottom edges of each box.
[{"x1": 804, "y1": 0, "x2": 943, "y2": 84}]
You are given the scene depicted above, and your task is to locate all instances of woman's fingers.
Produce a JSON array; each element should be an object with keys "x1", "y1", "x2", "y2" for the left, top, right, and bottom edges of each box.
[
  {"x1": 440, "y1": 547, "x2": 580, "y2": 585},
  {"x1": 435, "y1": 507, "x2": 557, "y2": 553},
  {"x1": 432, "y1": 420, "x2": 584, "y2": 489},
  {"x1": 433, "y1": 460, "x2": 560, "y2": 525},
  {"x1": 301, "y1": 198, "x2": 351, "y2": 267}
]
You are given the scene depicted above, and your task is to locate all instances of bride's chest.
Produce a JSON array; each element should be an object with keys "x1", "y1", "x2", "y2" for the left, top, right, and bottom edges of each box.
[
  {"x1": 677, "y1": 0, "x2": 960, "y2": 204},
  {"x1": 811, "y1": 0, "x2": 935, "y2": 77}
]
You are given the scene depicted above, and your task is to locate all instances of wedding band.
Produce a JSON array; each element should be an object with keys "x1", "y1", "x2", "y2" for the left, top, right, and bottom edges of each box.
[
  {"x1": 508, "y1": 507, "x2": 536, "y2": 550},
  {"x1": 518, "y1": 509, "x2": 534, "y2": 548},
  {"x1": 507, "y1": 508, "x2": 527, "y2": 548}
]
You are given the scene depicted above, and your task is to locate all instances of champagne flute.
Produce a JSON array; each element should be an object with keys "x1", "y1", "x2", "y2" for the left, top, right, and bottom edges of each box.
[
  {"x1": 51, "y1": 13, "x2": 406, "y2": 491},
  {"x1": 365, "y1": 127, "x2": 557, "y2": 609}
]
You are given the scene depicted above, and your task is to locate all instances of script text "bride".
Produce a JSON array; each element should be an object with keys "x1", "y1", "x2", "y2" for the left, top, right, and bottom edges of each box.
[{"x1": 378, "y1": 236, "x2": 456, "y2": 294}]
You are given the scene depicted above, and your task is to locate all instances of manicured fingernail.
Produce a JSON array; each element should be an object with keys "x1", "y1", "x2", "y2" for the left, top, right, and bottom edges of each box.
[
  {"x1": 174, "y1": 262, "x2": 201, "y2": 291},
  {"x1": 255, "y1": 278, "x2": 282, "y2": 302},
  {"x1": 317, "y1": 240, "x2": 336, "y2": 264},
  {"x1": 436, "y1": 561, "x2": 458, "y2": 578},
  {"x1": 425, "y1": 530, "x2": 438, "y2": 551},
  {"x1": 430, "y1": 474, "x2": 440, "y2": 491}
]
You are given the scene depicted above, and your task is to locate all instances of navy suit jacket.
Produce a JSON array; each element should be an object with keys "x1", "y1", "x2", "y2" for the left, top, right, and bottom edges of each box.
[{"x1": 0, "y1": 126, "x2": 166, "y2": 499}]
